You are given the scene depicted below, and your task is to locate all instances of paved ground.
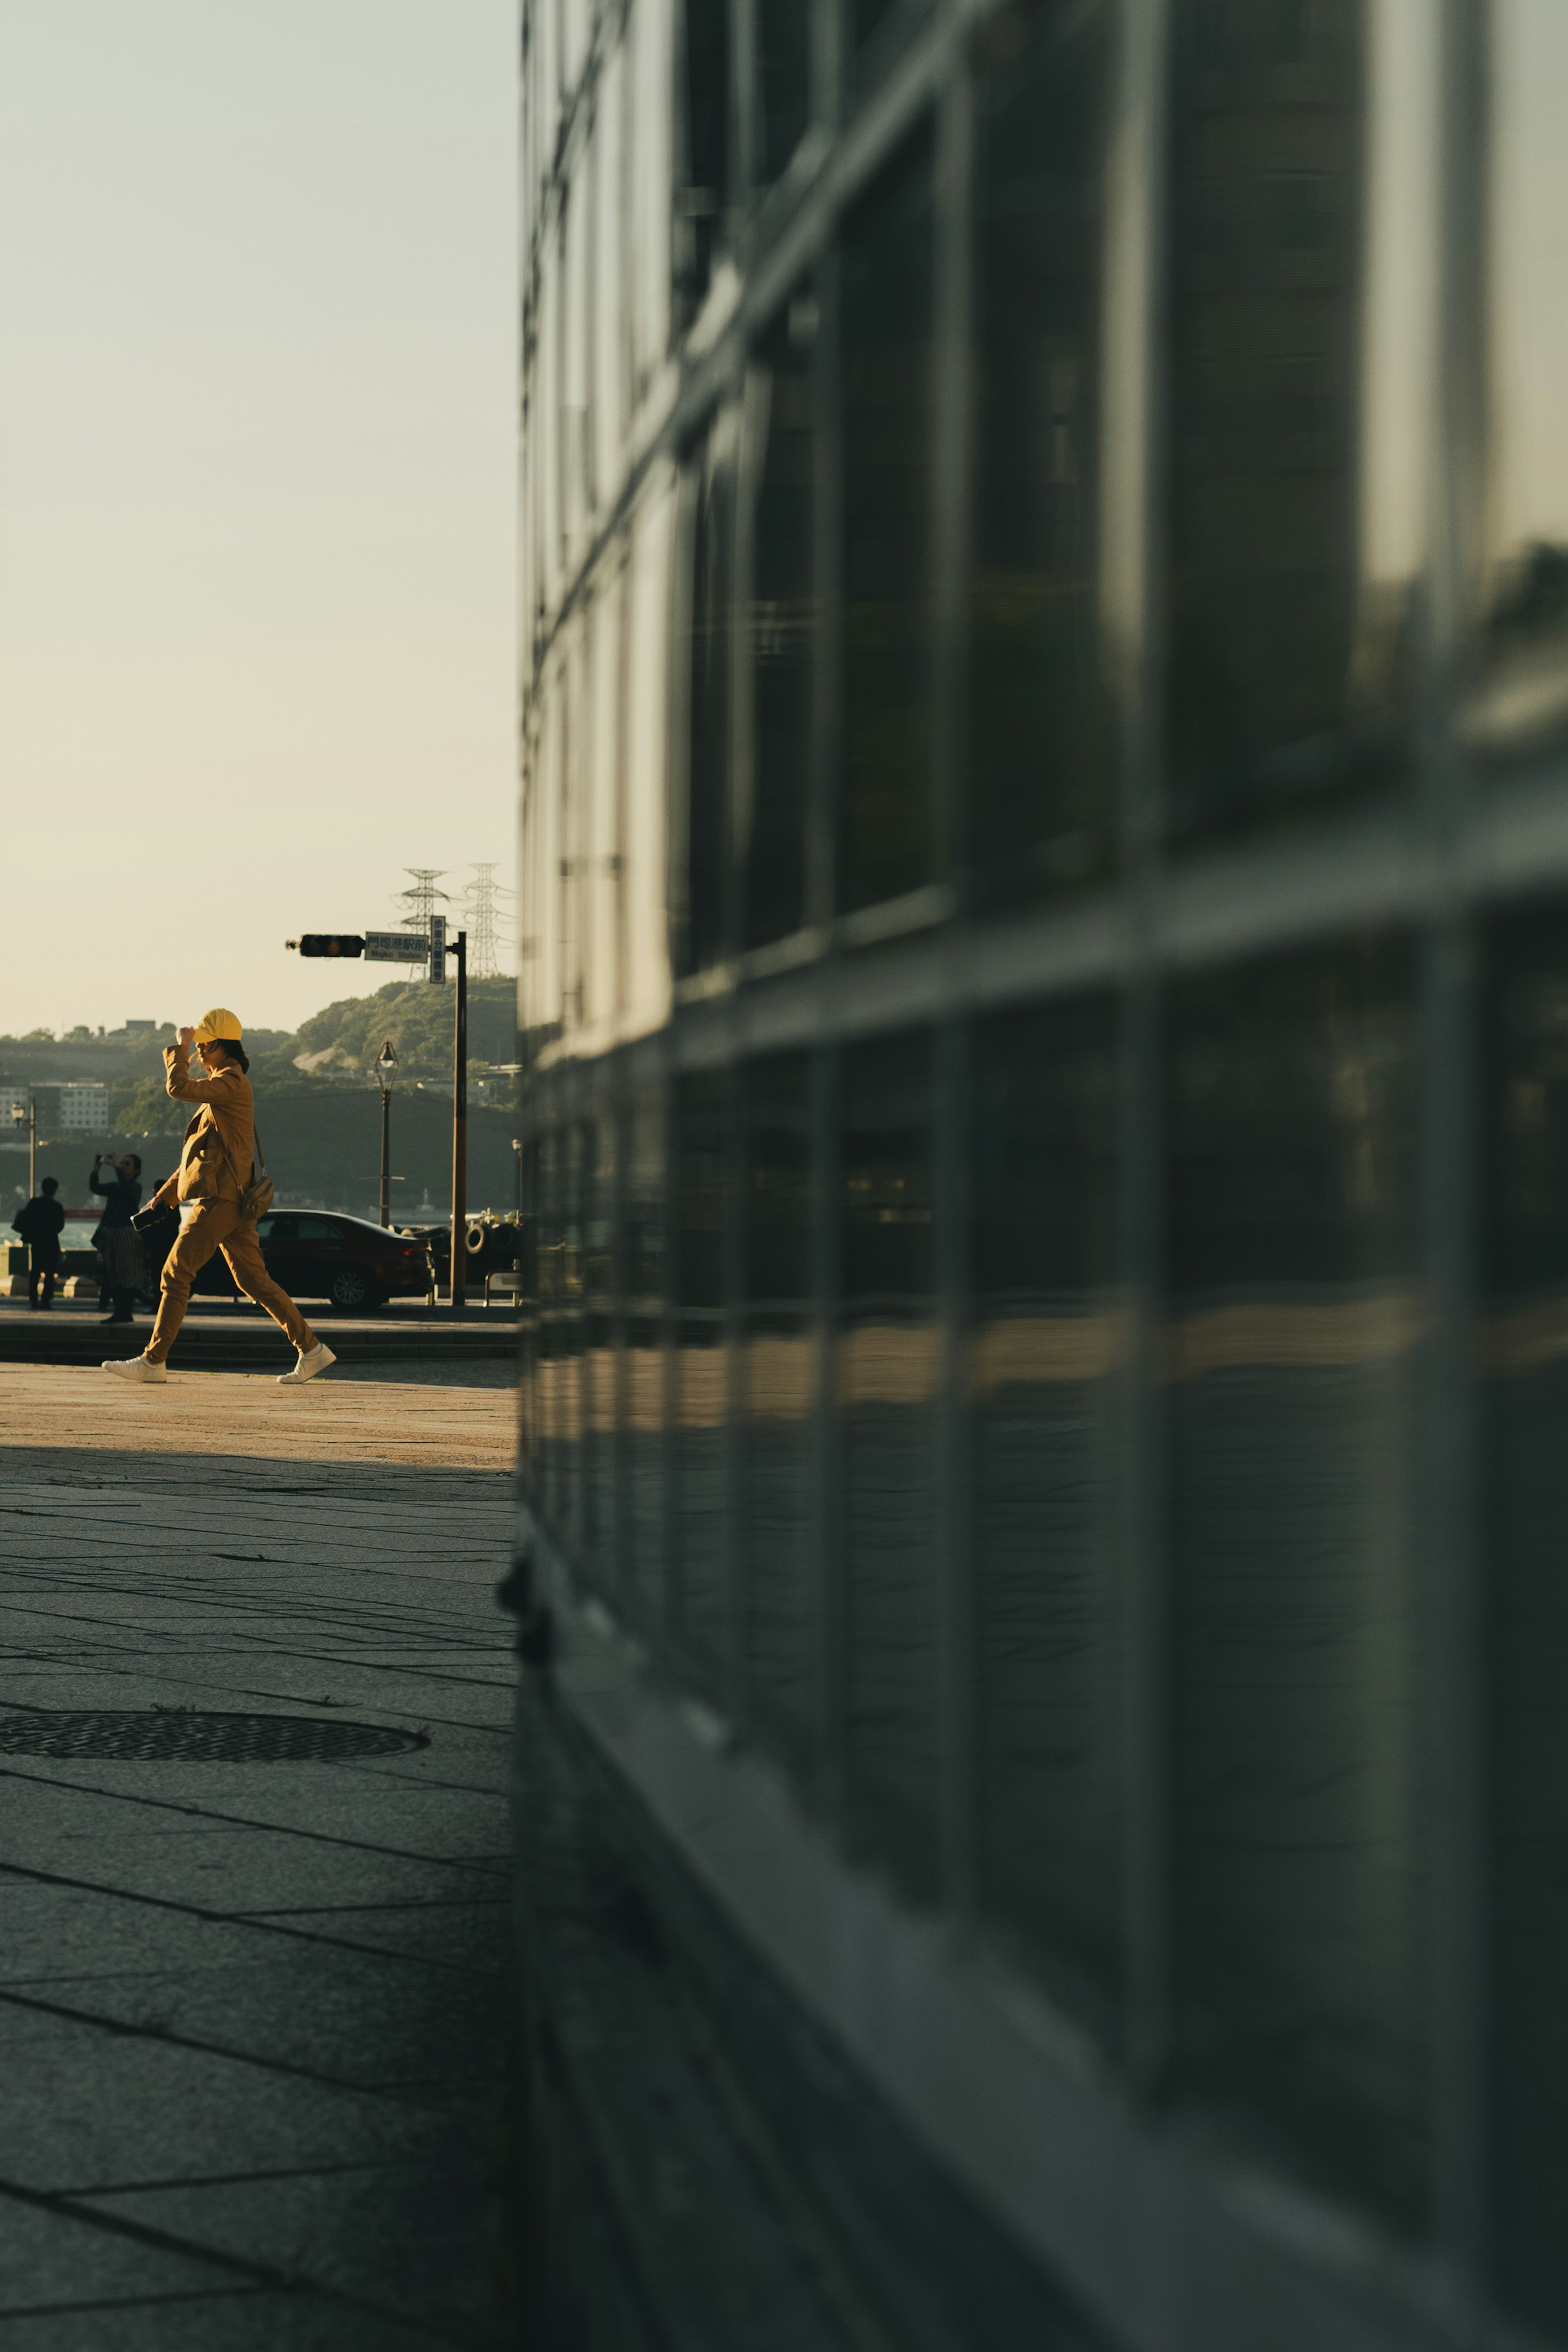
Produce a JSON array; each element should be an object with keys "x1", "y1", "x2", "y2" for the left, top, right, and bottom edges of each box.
[
  {"x1": 0, "y1": 1301, "x2": 519, "y2": 1372},
  {"x1": 0, "y1": 1365, "x2": 521, "y2": 2348}
]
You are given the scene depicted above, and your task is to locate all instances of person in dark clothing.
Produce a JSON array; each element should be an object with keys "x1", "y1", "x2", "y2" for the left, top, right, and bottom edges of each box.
[
  {"x1": 90, "y1": 1152, "x2": 146, "y2": 1323},
  {"x1": 12, "y1": 1177, "x2": 66, "y2": 1309},
  {"x1": 137, "y1": 1173, "x2": 178, "y2": 1295}
]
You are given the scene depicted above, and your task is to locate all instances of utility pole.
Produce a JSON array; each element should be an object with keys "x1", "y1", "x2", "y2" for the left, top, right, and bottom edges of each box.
[
  {"x1": 463, "y1": 861, "x2": 514, "y2": 980},
  {"x1": 395, "y1": 869, "x2": 450, "y2": 973}
]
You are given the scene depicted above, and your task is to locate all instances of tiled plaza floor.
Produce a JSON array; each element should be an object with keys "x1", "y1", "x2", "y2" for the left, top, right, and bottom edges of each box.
[{"x1": 0, "y1": 1366, "x2": 521, "y2": 2348}]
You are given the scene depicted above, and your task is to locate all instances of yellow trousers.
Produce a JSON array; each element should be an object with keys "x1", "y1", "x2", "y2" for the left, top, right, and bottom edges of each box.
[{"x1": 145, "y1": 1201, "x2": 316, "y2": 1365}]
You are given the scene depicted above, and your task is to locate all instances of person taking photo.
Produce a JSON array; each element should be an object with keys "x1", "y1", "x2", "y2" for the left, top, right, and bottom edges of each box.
[
  {"x1": 101, "y1": 1008, "x2": 334, "y2": 1385},
  {"x1": 89, "y1": 1150, "x2": 146, "y2": 1323}
]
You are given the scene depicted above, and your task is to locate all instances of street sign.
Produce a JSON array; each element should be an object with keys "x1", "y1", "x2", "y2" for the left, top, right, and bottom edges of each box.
[
  {"x1": 362, "y1": 931, "x2": 427, "y2": 964},
  {"x1": 428, "y1": 916, "x2": 446, "y2": 986}
]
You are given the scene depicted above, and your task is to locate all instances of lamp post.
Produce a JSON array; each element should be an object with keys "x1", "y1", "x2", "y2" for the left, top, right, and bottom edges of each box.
[
  {"x1": 374, "y1": 1041, "x2": 399, "y2": 1228},
  {"x1": 11, "y1": 1098, "x2": 35, "y2": 1197},
  {"x1": 450, "y1": 930, "x2": 468, "y2": 1313}
]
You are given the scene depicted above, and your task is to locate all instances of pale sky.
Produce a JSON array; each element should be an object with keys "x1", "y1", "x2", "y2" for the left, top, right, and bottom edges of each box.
[{"x1": 0, "y1": 0, "x2": 518, "y2": 1039}]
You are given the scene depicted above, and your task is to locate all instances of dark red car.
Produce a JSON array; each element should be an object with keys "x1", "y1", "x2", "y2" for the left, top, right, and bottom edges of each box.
[{"x1": 193, "y1": 1212, "x2": 432, "y2": 1311}]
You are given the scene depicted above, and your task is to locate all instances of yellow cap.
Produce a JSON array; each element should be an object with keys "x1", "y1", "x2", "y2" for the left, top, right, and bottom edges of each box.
[{"x1": 194, "y1": 1007, "x2": 243, "y2": 1043}]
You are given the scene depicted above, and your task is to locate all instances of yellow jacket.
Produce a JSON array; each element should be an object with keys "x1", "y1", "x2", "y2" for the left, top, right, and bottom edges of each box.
[{"x1": 163, "y1": 1045, "x2": 256, "y2": 1205}]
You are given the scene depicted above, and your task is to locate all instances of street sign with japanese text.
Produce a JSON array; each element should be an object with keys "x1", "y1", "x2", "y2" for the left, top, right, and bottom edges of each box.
[{"x1": 362, "y1": 931, "x2": 428, "y2": 964}]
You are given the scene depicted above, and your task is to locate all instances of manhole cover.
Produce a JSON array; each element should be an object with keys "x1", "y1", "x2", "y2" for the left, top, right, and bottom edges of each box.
[{"x1": 0, "y1": 1710, "x2": 424, "y2": 1764}]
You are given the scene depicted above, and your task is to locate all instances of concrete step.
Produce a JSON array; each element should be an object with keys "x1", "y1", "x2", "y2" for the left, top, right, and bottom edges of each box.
[{"x1": 0, "y1": 1304, "x2": 518, "y2": 1367}]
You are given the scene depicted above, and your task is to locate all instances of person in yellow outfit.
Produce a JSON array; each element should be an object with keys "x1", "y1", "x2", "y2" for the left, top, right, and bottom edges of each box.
[{"x1": 101, "y1": 1009, "x2": 336, "y2": 1387}]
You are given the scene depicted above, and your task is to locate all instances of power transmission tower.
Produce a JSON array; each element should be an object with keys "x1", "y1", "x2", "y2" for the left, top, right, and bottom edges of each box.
[
  {"x1": 393, "y1": 869, "x2": 450, "y2": 971},
  {"x1": 463, "y1": 863, "x2": 514, "y2": 980}
]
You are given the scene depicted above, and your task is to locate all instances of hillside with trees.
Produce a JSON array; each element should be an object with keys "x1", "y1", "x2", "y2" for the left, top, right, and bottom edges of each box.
[{"x1": 287, "y1": 976, "x2": 518, "y2": 1076}]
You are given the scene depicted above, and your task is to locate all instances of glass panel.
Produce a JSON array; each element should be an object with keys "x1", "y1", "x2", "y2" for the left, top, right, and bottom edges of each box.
[
  {"x1": 588, "y1": 580, "x2": 624, "y2": 1025},
  {"x1": 563, "y1": 179, "x2": 591, "y2": 557},
  {"x1": 850, "y1": 0, "x2": 930, "y2": 71},
  {"x1": 628, "y1": 0, "x2": 672, "y2": 399},
  {"x1": 852, "y1": 0, "x2": 898, "y2": 53},
  {"x1": 742, "y1": 1052, "x2": 814, "y2": 1768},
  {"x1": 537, "y1": 1124, "x2": 569, "y2": 1530},
  {"x1": 624, "y1": 1083, "x2": 667, "y2": 1636},
  {"x1": 677, "y1": 0, "x2": 729, "y2": 319},
  {"x1": 840, "y1": 1030, "x2": 938, "y2": 1896},
  {"x1": 561, "y1": 614, "x2": 591, "y2": 1033},
  {"x1": 1483, "y1": 900, "x2": 1568, "y2": 2334},
  {"x1": 969, "y1": 0, "x2": 1117, "y2": 899},
  {"x1": 1164, "y1": 0, "x2": 1434, "y2": 840},
  {"x1": 680, "y1": 416, "x2": 735, "y2": 975},
  {"x1": 581, "y1": 1114, "x2": 618, "y2": 1598},
  {"x1": 1466, "y1": 0, "x2": 1568, "y2": 763},
  {"x1": 840, "y1": 127, "x2": 937, "y2": 914},
  {"x1": 520, "y1": 1135, "x2": 543, "y2": 1489},
  {"x1": 563, "y1": 0, "x2": 591, "y2": 92},
  {"x1": 757, "y1": 0, "x2": 811, "y2": 185},
  {"x1": 624, "y1": 484, "x2": 678, "y2": 1032},
  {"x1": 594, "y1": 51, "x2": 626, "y2": 493},
  {"x1": 1165, "y1": 935, "x2": 1425, "y2": 2224},
  {"x1": 559, "y1": 1120, "x2": 587, "y2": 1549},
  {"x1": 673, "y1": 1070, "x2": 730, "y2": 1690},
  {"x1": 971, "y1": 994, "x2": 1122, "y2": 2013},
  {"x1": 745, "y1": 292, "x2": 815, "y2": 950}
]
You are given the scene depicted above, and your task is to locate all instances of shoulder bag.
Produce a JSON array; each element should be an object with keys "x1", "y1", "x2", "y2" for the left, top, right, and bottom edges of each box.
[{"x1": 214, "y1": 1121, "x2": 275, "y2": 1222}]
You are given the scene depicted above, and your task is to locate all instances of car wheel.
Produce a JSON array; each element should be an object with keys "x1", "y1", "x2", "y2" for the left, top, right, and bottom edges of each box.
[{"x1": 327, "y1": 1265, "x2": 373, "y2": 1310}]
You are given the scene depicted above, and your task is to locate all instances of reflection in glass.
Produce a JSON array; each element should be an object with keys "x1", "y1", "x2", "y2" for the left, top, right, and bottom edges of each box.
[
  {"x1": 851, "y1": 0, "x2": 928, "y2": 69},
  {"x1": 581, "y1": 1117, "x2": 618, "y2": 1598},
  {"x1": 1166, "y1": 936, "x2": 1425, "y2": 2223},
  {"x1": 593, "y1": 66, "x2": 626, "y2": 544},
  {"x1": 970, "y1": 0, "x2": 1116, "y2": 897},
  {"x1": 680, "y1": 415, "x2": 735, "y2": 976},
  {"x1": 674, "y1": 1071, "x2": 730, "y2": 1691},
  {"x1": 624, "y1": 1086, "x2": 666, "y2": 1633},
  {"x1": 537, "y1": 1124, "x2": 567, "y2": 1529},
  {"x1": 757, "y1": 1, "x2": 810, "y2": 186},
  {"x1": 560, "y1": 1123, "x2": 587, "y2": 1548},
  {"x1": 520, "y1": 1134, "x2": 543, "y2": 1505},
  {"x1": 1483, "y1": 901, "x2": 1568, "y2": 2335},
  {"x1": 840, "y1": 128, "x2": 936, "y2": 914},
  {"x1": 627, "y1": 0, "x2": 672, "y2": 397},
  {"x1": 971, "y1": 996, "x2": 1121, "y2": 2010},
  {"x1": 676, "y1": 0, "x2": 729, "y2": 320},
  {"x1": 1164, "y1": 0, "x2": 1432, "y2": 836},
  {"x1": 742, "y1": 1053, "x2": 814, "y2": 1769},
  {"x1": 1468, "y1": 0, "x2": 1568, "y2": 762},
  {"x1": 745, "y1": 294, "x2": 815, "y2": 950},
  {"x1": 841, "y1": 1031, "x2": 937, "y2": 1896},
  {"x1": 853, "y1": 0, "x2": 898, "y2": 54}
]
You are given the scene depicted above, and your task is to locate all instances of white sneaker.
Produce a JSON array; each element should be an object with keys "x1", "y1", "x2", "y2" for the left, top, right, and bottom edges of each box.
[
  {"x1": 101, "y1": 1356, "x2": 167, "y2": 1383},
  {"x1": 278, "y1": 1342, "x2": 336, "y2": 1385}
]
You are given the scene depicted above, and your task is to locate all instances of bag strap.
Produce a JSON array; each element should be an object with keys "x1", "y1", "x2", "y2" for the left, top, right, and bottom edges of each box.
[{"x1": 209, "y1": 1106, "x2": 265, "y2": 1199}]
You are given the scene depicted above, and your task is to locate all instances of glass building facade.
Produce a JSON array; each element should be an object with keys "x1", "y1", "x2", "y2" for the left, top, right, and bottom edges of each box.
[{"x1": 515, "y1": 2, "x2": 1568, "y2": 2344}]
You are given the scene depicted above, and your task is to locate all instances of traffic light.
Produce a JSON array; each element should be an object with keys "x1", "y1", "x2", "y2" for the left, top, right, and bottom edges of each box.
[{"x1": 287, "y1": 935, "x2": 365, "y2": 959}]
